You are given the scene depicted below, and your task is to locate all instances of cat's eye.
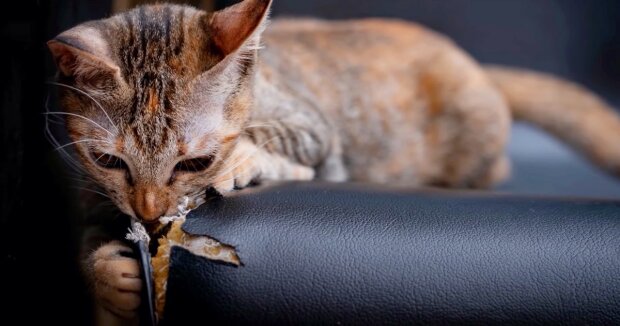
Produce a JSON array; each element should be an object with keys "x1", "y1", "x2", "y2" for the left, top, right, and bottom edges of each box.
[
  {"x1": 91, "y1": 151, "x2": 128, "y2": 170},
  {"x1": 174, "y1": 156, "x2": 214, "y2": 173}
]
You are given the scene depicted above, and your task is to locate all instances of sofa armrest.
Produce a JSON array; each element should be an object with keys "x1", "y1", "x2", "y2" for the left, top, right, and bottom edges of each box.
[{"x1": 161, "y1": 182, "x2": 620, "y2": 324}]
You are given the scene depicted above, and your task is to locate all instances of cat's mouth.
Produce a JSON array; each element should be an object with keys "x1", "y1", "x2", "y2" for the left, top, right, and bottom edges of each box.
[{"x1": 132, "y1": 191, "x2": 216, "y2": 236}]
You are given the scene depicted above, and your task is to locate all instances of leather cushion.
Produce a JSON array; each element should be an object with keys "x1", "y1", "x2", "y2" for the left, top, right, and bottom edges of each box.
[{"x1": 162, "y1": 182, "x2": 620, "y2": 325}]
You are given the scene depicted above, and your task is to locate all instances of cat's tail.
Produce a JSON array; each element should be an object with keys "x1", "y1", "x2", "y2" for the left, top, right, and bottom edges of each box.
[{"x1": 484, "y1": 65, "x2": 620, "y2": 177}]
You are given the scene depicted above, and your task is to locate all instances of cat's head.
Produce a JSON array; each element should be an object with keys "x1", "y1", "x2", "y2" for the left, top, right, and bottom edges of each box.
[{"x1": 48, "y1": 0, "x2": 272, "y2": 222}]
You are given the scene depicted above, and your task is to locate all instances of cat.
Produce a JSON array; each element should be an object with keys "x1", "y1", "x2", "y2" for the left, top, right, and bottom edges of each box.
[{"x1": 48, "y1": 0, "x2": 620, "y2": 321}]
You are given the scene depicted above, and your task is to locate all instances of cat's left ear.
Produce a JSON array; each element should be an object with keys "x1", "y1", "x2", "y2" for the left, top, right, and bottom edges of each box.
[{"x1": 207, "y1": 0, "x2": 273, "y2": 56}]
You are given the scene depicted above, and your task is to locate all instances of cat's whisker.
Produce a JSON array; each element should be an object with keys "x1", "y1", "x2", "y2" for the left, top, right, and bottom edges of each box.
[
  {"x1": 186, "y1": 191, "x2": 208, "y2": 205},
  {"x1": 222, "y1": 135, "x2": 286, "y2": 178},
  {"x1": 245, "y1": 122, "x2": 279, "y2": 129},
  {"x1": 210, "y1": 168, "x2": 260, "y2": 187},
  {"x1": 186, "y1": 190, "x2": 203, "y2": 199},
  {"x1": 46, "y1": 114, "x2": 66, "y2": 124},
  {"x1": 65, "y1": 171, "x2": 104, "y2": 189},
  {"x1": 44, "y1": 112, "x2": 87, "y2": 174},
  {"x1": 48, "y1": 136, "x2": 84, "y2": 173},
  {"x1": 210, "y1": 135, "x2": 283, "y2": 181},
  {"x1": 93, "y1": 152, "x2": 108, "y2": 164},
  {"x1": 71, "y1": 180, "x2": 100, "y2": 188},
  {"x1": 55, "y1": 138, "x2": 111, "y2": 151},
  {"x1": 67, "y1": 171, "x2": 110, "y2": 197},
  {"x1": 211, "y1": 141, "x2": 269, "y2": 180},
  {"x1": 44, "y1": 121, "x2": 89, "y2": 177},
  {"x1": 44, "y1": 111, "x2": 114, "y2": 137},
  {"x1": 47, "y1": 81, "x2": 119, "y2": 133},
  {"x1": 72, "y1": 186, "x2": 111, "y2": 199},
  {"x1": 69, "y1": 174, "x2": 100, "y2": 185}
]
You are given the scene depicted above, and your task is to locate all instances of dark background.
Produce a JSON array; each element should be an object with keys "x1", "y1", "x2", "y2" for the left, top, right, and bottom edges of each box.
[{"x1": 2, "y1": 0, "x2": 618, "y2": 323}]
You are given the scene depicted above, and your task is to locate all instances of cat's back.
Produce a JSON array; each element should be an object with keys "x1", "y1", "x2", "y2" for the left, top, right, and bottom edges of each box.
[
  {"x1": 259, "y1": 18, "x2": 475, "y2": 100},
  {"x1": 264, "y1": 18, "x2": 444, "y2": 49},
  {"x1": 262, "y1": 18, "x2": 452, "y2": 67}
]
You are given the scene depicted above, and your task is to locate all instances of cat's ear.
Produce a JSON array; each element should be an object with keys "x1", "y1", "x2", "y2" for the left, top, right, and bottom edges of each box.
[
  {"x1": 47, "y1": 28, "x2": 120, "y2": 79},
  {"x1": 207, "y1": 0, "x2": 272, "y2": 56}
]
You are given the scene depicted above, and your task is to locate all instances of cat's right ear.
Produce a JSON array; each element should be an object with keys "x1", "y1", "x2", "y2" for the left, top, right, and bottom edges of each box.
[{"x1": 47, "y1": 30, "x2": 120, "y2": 79}]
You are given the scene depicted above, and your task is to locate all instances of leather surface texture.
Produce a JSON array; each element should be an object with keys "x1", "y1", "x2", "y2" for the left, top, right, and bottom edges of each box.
[{"x1": 162, "y1": 182, "x2": 620, "y2": 325}]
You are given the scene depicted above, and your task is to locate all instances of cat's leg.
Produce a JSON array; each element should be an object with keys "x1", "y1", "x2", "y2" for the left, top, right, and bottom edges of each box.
[
  {"x1": 312, "y1": 133, "x2": 347, "y2": 182},
  {"x1": 81, "y1": 222, "x2": 141, "y2": 325},
  {"x1": 411, "y1": 43, "x2": 512, "y2": 188},
  {"x1": 214, "y1": 113, "x2": 344, "y2": 192},
  {"x1": 471, "y1": 155, "x2": 511, "y2": 188},
  {"x1": 213, "y1": 138, "x2": 315, "y2": 193},
  {"x1": 433, "y1": 85, "x2": 511, "y2": 188},
  {"x1": 89, "y1": 241, "x2": 141, "y2": 320}
]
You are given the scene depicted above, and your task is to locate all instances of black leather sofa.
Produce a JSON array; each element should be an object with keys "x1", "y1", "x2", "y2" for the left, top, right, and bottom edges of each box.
[{"x1": 156, "y1": 124, "x2": 620, "y2": 325}]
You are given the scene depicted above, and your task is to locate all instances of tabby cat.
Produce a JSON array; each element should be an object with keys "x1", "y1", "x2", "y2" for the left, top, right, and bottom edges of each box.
[{"x1": 48, "y1": 0, "x2": 620, "y2": 321}]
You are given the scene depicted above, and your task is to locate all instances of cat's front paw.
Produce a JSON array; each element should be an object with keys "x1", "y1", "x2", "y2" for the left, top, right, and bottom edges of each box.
[
  {"x1": 89, "y1": 241, "x2": 142, "y2": 319},
  {"x1": 213, "y1": 145, "x2": 314, "y2": 194},
  {"x1": 213, "y1": 157, "x2": 262, "y2": 193}
]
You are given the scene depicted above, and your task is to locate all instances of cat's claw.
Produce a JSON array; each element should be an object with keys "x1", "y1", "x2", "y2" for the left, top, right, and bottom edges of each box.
[
  {"x1": 90, "y1": 241, "x2": 142, "y2": 319},
  {"x1": 213, "y1": 152, "x2": 315, "y2": 194}
]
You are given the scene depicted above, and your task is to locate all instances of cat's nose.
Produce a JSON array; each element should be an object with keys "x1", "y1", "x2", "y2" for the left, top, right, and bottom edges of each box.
[{"x1": 133, "y1": 186, "x2": 168, "y2": 223}]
